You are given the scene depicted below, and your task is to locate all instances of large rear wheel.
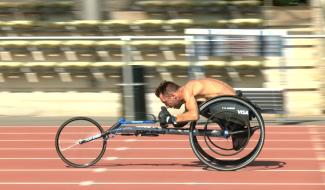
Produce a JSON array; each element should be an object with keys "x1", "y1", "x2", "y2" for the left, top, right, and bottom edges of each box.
[{"x1": 189, "y1": 96, "x2": 265, "y2": 171}]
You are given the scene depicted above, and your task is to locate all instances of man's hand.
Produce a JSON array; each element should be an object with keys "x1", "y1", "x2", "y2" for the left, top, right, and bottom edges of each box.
[{"x1": 158, "y1": 107, "x2": 177, "y2": 127}]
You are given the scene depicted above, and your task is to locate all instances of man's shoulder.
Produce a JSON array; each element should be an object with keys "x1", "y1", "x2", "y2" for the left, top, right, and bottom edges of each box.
[
  {"x1": 182, "y1": 79, "x2": 204, "y2": 96},
  {"x1": 185, "y1": 78, "x2": 218, "y2": 86},
  {"x1": 183, "y1": 79, "x2": 200, "y2": 88}
]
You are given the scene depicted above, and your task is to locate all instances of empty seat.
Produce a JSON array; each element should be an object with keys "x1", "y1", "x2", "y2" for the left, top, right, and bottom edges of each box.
[
  {"x1": 130, "y1": 20, "x2": 164, "y2": 34},
  {"x1": 68, "y1": 20, "x2": 102, "y2": 36},
  {"x1": 30, "y1": 41, "x2": 63, "y2": 61},
  {"x1": 161, "y1": 40, "x2": 189, "y2": 61},
  {"x1": 0, "y1": 41, "x2": 32, "y2": 61},
  {"x1": 95, "y1": 41, "x2": 125, "y2": 62},
  {"x1": 131, "y1": 40, "x2": 163, "y2": 61},
  {"x1": 101, "y1": 20, "x2": 132, "y2": 35},
  {"x1": 61, "y1": 41, "x2": 98, "y2": 61}
]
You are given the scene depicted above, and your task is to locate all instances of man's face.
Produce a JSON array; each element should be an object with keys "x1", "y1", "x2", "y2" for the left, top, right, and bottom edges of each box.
[{"x1": 159, "y1": 93, "x2": 182, "y2": 109}]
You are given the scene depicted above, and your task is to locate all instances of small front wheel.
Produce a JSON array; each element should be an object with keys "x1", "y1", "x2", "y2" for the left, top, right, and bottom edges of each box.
[{"x1": 55, "y1": 117, "x2": 107, "y2": 168}]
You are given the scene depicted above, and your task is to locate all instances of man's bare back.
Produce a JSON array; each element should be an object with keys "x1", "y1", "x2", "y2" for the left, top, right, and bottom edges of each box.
[
  {"x1": 181, "y1": 78, "x2": 235, "y2": 101},
  {"x1": 175, "y1": 78, "x2": 235, "y2": 122}
]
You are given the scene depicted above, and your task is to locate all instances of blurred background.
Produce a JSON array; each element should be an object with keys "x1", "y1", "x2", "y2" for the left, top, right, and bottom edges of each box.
[{"x1": 0, "y1": 0, "x2": 323, "y2": 123}]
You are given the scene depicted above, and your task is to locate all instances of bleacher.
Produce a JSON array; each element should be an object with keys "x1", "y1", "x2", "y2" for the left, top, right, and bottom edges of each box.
[
  {"x1": 132, "y1": 1, "x2": 261, "y2": 19},
  {"x1": 0, "y1": 1, "x2": 74, "y2": 21},
  {"x1": 0, "y1": 0, "x2": 268, "y2": 93},
  {"x1": 0, "y1": 0, "x2": 264, "y2": 36},
  {"x1": 0, "y1": 0, "x2": 319, "y2": 119},
  {"x1": 0, "y1": 19, "x2": 263, "y2": 36},
  {"x1": 0, "y1": 36, "x2": 263, "y2": 89}
]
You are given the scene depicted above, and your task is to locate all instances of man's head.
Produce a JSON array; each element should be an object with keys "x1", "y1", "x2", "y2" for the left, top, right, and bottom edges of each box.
[{"x1": 155, "y1": 81, "x2": 183, "y2": 109}]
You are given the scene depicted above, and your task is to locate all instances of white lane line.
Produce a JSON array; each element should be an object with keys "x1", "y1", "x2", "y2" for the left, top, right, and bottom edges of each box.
[
  {"x1": 0, "y1": 133, "x2": 90, "y2": 134},
  {"x1": 0, "y1": 157, "x2": 323, "y2": 161},
  {"x1": 114, "y1": 147, "x2": 129, "y2": 151},
  {"x1": 0, "y1": 125, "x2": 324, "y2": 128},
  {"x1": 309, "y1": 128, "x2": 325, "y2": 185},
  {"x1": 2, "y1": 132, "x2": 325, "y2": 135},
  {"x1": 0, "y1": 147, "x2": 323, "y2": 151},
  {"x1": 1, "y1": 139, "x2": 324, "y2": 142},
  {"x1": 0, "y1": 169, "x2": 205, "y2": 172},
  {"x1": 0, "y1": 169, "x2": 323, "y2": 172},
  {"x1": 0, "y1": 126, "x2": 104, "y2": 128},
  {"x1": 106, "y1": 157, "x2": 118, "y2": 160},
  {"x1": 79, "y1": 181, "x2": 94, "y2": 186},
  {"x1": 0, "y1": 122, "x2": 325, "y2": 129},
  {"x1": 0, "y1": 182, "x2": 323, "y2": 186},
  {"x1": 125, "y1": 139, "x2": 137, "y2": 142},
  {"x1": 93, "y1": 168, "x2": 107, "y2": 173},
  {"x1": 0, "y1": 126, "x2": 60, "y2": 128},
  {"x1": 101, "y1": 157, "x2": 325, "y2": 161}
]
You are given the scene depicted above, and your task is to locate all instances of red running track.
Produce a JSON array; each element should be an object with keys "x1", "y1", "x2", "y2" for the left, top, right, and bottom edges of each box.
[{"x1": 0, "y1": 125, "x2": 324, "y2": 190}]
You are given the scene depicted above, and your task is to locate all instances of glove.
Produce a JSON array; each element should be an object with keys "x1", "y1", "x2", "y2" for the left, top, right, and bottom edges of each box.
[{"x1": 158, "y1": 106, "x2": 177, "y2": 127}]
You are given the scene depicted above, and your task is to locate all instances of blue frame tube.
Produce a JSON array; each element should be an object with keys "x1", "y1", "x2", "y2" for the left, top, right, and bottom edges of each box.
[{"x1": 118, "y1": 118, "x2": 157, "y2": 125}]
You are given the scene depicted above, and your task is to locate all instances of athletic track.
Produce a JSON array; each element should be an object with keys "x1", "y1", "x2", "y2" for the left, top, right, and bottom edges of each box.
[{"x1": 0, "y1": 124, "x2": 324, "y2": 190}]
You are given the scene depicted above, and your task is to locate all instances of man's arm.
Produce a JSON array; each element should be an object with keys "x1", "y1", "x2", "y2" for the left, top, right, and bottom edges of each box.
[{"x1": 175, "y1": 94, "x2": 199, "y2": 122}]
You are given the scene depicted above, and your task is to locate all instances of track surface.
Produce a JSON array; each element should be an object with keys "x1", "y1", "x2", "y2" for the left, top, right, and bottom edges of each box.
[{"x1": 0, "y1": 124, "x2": 324, "y2": 190}]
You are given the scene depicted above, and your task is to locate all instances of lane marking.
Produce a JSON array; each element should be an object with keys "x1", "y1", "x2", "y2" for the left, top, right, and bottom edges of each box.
[
  {"x1": 0, "y1": 169, "x2": 205, "y2": 172},
  {"x1": 0, "y1": 182, "x2": 323, "y2": 186},
  {"x1": 0, "y1": 126, "x2": 61, "y2": 128},
  {"x1": 0, "y1": 169, "x2": 323, "y2": 172},
  {"x1": 0, "y1": 157, "x2": 323, "y2": 161},
  {"x1": 0, "y1": 126, "x2": 107, "y2": 128},
  {"x1": 309, "y1": 128, "x2": 325, "y2": 185},
  {"x1": 125, "y1": 139, "x2": 137, "y2": 142},
  {"x1": 102, "y1": 157, "x2": 325, "y2": 161},
  {"x1": 2, "y1": 131, "x2": 325, "y2": 135},
  {"x1": 0, "y1": 133, "x2": 99, "y2": 135},
  {"x1": 79, "y1": 181, "x2": 94, "y2": 186},
  {"x1": 93, "y1": 168, "x2": 107, "y2": 173},
  {"x1": 0, "y1": 125, "x2": 324, "y2": 128},
  {"x1": 1, "y1": 139, "x2": 324, "y2": 142},
  {"x1": 105, "y1": 157, "x2": 118, "y2": 160},
  {"x1": 114, "y1": 147, "x2": 129, "y2": 151},
  {"x1": 0, "y1": 147, "x2": 322, "y2": 151}
]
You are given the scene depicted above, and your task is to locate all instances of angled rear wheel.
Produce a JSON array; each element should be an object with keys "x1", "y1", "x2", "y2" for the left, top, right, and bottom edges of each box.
[{"x1": 189, "y1": 96, "x2": 265, "y2": 171}]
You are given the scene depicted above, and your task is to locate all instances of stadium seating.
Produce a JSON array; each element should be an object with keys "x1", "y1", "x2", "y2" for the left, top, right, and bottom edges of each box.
[
  {"x1": 0, "y1": 39, "x2": 265, "y2": 67},
  {"x1": 0, "y1": 19, "x2": 264, "y2": 36},
  {"x1": 0, "y1": 0, "x2": 266, "y2": 92},
  {"x1": 133, "y1": 0, "x2": 261, "y2": 19},
  {"x1": 0, "y1": 1, "x2": 74, "y2": 21}
]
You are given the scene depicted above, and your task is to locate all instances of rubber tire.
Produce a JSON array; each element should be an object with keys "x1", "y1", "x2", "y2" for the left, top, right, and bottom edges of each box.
[
  {"x1": 189, "y1": 96, "x2": 265, "y2": 171},
  {"x1": 55, "y1": 117, "x2": 107, "y2": 168}
]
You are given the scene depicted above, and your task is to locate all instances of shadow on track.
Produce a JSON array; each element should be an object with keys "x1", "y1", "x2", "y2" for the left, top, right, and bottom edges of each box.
[
  {"x1": 94, "y1": 161, "x2": 209, "y2": 169},
  {"x1": 93, "y1": 160, "x2": 286, "y2": 171},
  {"x1": 247, "y1": 160, "x2": 287, "y2": 170}
]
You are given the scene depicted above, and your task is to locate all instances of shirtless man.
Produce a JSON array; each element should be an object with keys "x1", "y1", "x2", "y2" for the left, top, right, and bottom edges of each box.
[
  {"x1": 155, "y1": 78, "x2": 236, "y2": 124},
  {"x1": 155, "y1": 78, "x2": 249, "y2": 150}
]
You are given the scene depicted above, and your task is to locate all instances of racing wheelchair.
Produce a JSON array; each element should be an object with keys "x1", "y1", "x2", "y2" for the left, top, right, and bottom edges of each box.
[{"x1": 55, "y1": 95, "x2": 265, "y2": 171}]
